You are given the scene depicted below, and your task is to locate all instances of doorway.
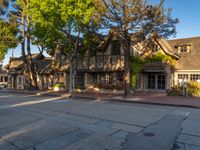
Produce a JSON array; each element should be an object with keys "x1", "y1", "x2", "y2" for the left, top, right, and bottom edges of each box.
[{"x1": 147, "y1": 74, "x2": 166, "y2": 90}]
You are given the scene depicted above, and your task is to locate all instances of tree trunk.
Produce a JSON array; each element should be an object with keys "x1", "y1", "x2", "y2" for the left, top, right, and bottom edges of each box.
[
  {"x1": 123, "y1": 38, "x2": 131, "y2": 97},
  {"x1": 53, "y1": 43, "x2": 62, "y2": 85},
  {"x1": 27, "y1": 16, "x2": 38, "y2": 89},
  {"x1": 69, "y1": 55, "x2": 73, "y2": 93},
  {"x1": 21, "y1": 13, "x2": 30, "y2": 89},
  {"x1": 21, "y1": 11, "x2": 38, "y2": 90},
  {"x1": 69, "y1": 32, "x2": 80, "y2": 94}
]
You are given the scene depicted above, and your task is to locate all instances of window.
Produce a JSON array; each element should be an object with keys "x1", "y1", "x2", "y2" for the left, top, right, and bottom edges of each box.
[
  {"x1": 157, "y1": 75, "x2": 166, "y2": 89},
  {"x1": 92, "y1": 74, "x2": 97, "y2": 84},
  {"x1": 178, "y1": 74, "x2": 189, "y2": 82},
  {"x1": 116, "y1": 72, "x2": 123, "y2": 84},
  {"x1": 190, "y1": 74, "x2": 200, "y2": 82},
  {"x1": 99, "y1": 73, "x2": 115, "y2": 84},
  {"x1": 4, "y1": 77, "x2": 8, "y2": 82},
  {"x1": 152, "y1": 44, "x2": 158, "y2": 53},
  {"x1": 111, "y1": 41, "x2": 121, "y2": 55},
  {"x1": 75, "y1": 73, "x2": 85, "y2": 89},
  {"x1": 0, "y1": 77, "x2": 3, "y2": 82},
  {"x1": 177, "y1": 45, "x2": 191, "y2": 53},
  {"x1": 180, "y1": 46, "x2": 188, "y2": 52},
  {"x1": 148, "y1": 75, "x2": 156, "y2": 89}
]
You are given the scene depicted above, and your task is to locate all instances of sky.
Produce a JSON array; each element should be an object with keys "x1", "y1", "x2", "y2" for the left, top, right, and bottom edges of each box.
[{"x1": 3, "y1": 0, "x2": 200, "y2": 65}]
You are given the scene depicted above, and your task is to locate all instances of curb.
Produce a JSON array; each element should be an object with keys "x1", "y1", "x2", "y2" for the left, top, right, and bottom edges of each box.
[
  {"x1": 72, "y1": 95, "x2": 200, "y2": 109},
  {"x1": 0, "y1": 90, "x2": 37, "y2": 95},
  {"x1": 0, "y1": 90, "x2": 199, "y2": 109},
  {"x1": 0, "y1": 90, "x2": 63, "y2": 97}
]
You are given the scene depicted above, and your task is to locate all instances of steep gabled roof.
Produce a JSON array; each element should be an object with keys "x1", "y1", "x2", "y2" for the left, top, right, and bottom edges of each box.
[
  {"x1": 37, "y1": 57, "x2": 52, "y2": 74},
  {"x1": 153, "y1": 37, "x2": 180, "y2": 59},
  {"x1": 5, "y1": 53, "x2": 44, "y2": 70}
]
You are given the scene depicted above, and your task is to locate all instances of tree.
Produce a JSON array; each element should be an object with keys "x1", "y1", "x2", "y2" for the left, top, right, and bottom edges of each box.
[
  {"x1": 29, "y1": 0, "x2": 96, "y2": 92},
  {"x1": 0, "y1": 20, "x2": 18, "y2": 62},
  {"x1": 94, "y1": 0, "x2": 178, "y2": 96},
  {"x1": 0, "y1": 0, "x2": 39, "y2": 89}
]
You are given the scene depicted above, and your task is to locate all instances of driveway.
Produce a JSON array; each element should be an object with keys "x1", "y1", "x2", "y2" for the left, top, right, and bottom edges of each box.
[{"x1": 0, "y1": 92, "x2": 199, "y2": 150}]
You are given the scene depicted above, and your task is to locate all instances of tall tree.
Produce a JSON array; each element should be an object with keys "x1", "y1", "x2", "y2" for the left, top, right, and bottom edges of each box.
[
  {"x1": 0, "y1": 0, "x2": 39, "y2": 89},
  {"x1": 29, "y1": 0, "x2": 96, "y2": 92},
  {"x1": 0, "y1": 20, "x2": 18, "y2": 62},
  {"x1": 94, "y1": 0, "x2": 178, "y2": 96}
]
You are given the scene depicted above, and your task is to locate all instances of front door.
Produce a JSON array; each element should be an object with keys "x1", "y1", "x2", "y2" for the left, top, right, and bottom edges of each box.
[
  {"x1": 157, "y1": 75, "x2": 166, "y2": 90},
  {"x1": 147, "y1": 74, "x2": 166, "y2": 90}
]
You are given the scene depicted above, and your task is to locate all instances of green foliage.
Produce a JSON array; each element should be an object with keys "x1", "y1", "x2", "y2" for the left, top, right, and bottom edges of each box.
[
  {"x1": 129, "y1": 52, "x2": 175, "y2": 90},
  {"x1": 145, "y1": 52, "x2": 174, "y2": 64},
  {"x1": 53, "y1": 83, "x2": 64, "y2": 88},
  {"x1": 0, "y1": 21, "x2": 18, "y2": 61},
  {"x1": 168, "y1": 81, "x2": 200, "y2": 97},
  {"x1": 167, "y1": 86, "x2": 183, "y2": 96},
  {"x1": 29, "y1": 0, "x2": 96, "y2": 55},
  {"x1": 95, "y1": 0, "x2": 178, "y2": 95},
  {"x1": 188, "y1": 81, "x2": 200, "y2": 97},
  {"x1": 129, "y1": 56, "x2": 144, "y2": 90}
]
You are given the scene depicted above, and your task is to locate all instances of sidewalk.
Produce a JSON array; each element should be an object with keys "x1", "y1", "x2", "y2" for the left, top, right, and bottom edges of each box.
[
  {"x1": 1, "y1": 88, "x2": 200, "y2": 108},
  {"x1": 72, "y1": 91, "x2": 200, "y2": 108},
  {"x1": 0, "y1": 88, "x2": 69, "y2": 97}
]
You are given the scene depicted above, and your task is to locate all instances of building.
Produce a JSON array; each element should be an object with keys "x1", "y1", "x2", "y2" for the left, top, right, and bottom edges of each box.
[
  {"x1": 72, "y1": 36, "x2": 200, "y2": 92},
  {"x1": 136, "y1": 37, "x2": 180, "y2": 91},
  {"x1": 168, "y1": 37, "x2": 200, "y2": 85},
  {"x1": 5, "y1": 36, "x2": 200, "y2": 93},
  {"x1": 5, "y1": 54, "x2": 52, "y2": 90},
  {"x1": 0, "y1": 69, "x2": 8, "y2": 88}
]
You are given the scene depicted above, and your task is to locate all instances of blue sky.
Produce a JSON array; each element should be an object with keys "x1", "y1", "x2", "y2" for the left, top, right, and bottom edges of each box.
[{"x1": 3, "y1": 0, "x2": 200, "y2": 65}]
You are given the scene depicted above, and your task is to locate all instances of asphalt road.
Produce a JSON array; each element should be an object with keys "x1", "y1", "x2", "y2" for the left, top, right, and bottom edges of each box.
[{"x1": 0, "y1": 92, "x2": 199, "y2": 150}]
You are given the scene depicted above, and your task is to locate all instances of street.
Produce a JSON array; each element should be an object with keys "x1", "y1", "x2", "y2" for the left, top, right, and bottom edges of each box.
[{"x1": 0, "y1": 92, "x2": 199, "y2": 150}]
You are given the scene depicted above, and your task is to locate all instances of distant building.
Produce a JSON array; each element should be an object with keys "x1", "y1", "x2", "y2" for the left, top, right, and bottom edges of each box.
[
  {"x1": 5, "y1": 54, "x2": 52, "y2": 90},
  {"x1": 0, "y1": 69, "x2": 8, "y2": 88}
]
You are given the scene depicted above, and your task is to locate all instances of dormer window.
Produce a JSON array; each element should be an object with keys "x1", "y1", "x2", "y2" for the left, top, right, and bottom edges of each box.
[
  {"x1": 152, "y1": 44, "x2": 158, "y2": 53},
  {"x1": 180, "y1": 46, "x2": 188, "y2": 52},
  {"x1": 177, "y1": 45, "x2": 191, "y2": 53}
]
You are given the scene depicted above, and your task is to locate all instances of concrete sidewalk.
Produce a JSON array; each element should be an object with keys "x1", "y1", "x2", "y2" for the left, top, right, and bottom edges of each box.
[
  {"x1": 72, "y1": 92, "x2": 200, "y2": 108},
  {"x1": 1, "y1": 88, "x2": 200, "y2": 108},
  {"x1": 0, "y1": 88, "x2": 69, "y2": 97}
]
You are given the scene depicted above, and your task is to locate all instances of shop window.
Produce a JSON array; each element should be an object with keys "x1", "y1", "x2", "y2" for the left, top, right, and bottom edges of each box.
[
  {"x1": 178, "y1": 74, "x2": 189, "y2": 82},
  {"x1": 190, "y1": 74, "x2": 200, "y2": 82}
]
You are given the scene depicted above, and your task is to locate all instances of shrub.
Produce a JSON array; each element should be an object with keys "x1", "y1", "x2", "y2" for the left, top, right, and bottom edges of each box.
[
  {"x1": 167, "y1": 86, "x2": 183, "y2": 96},
  {"x1": 53, "y1": 83, "x2": 64, "y2": 88},
  {"x1": 168, "y1": 81, "x2": 200, "y2": 97},
  {"x1": 188, "y1": 81, "x2": 200, "y2": 96}
]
